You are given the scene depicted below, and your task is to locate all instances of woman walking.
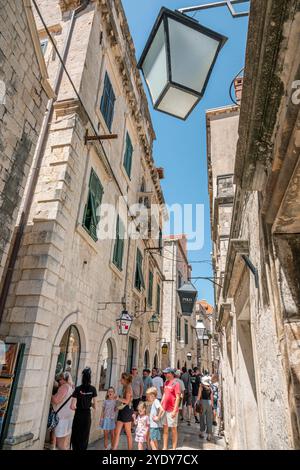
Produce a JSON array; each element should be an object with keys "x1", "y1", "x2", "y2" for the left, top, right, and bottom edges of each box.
[
  {"x1": 70, "y1": 367, "x2": 97, "y2": 450},
  {"x1": 197, "y1": 377, "x2": 214, "y2": 441},
  {"x1": 112, "y1": 372, "x2": 134, "y2": 450},
  {"x1": 51, "y1": 371, "x2": 74, "y2": 450}
]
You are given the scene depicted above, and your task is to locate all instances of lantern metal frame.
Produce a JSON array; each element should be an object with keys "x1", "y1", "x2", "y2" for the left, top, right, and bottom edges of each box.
[
  {"x1": 138, "y1": 7, "x2": 228, "y2": 120},
  {"x1": 148, "y1": 313, "x2": 160, "y2": 333}
]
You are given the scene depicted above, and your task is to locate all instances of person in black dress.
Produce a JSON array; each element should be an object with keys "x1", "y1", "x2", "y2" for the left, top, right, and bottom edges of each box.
[{"x1": 70, "y1": 367, "x2": 97, "y2": 450}]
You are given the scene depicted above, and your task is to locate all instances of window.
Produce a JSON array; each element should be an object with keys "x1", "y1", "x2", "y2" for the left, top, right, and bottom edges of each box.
[
  {"x1": 144, "y1": 350, "x2": 150, "y2": 369},
  {"x1": 99, "y1": 339, "x2": 113, "y2": 391},
  {"x1": 126, "y1": 337, "x2": 137, "y2": 373},
  {"x1": 159, "y1": 228, "x2": 163, "y2": 254},
  {"x1": 134, "y1": 248, "x2": 145, "y2": 291},
  {"x1": 40, "y1": 39, "x2": 48, "y2": 55},
  {"x1": 113, "y1": 215, "x2": 125, "y2": 271},
  {"x1": 123, "y1": 132, "x2": 133, "y2": 178},
  {"x1": 184, "y1": 321, "x2": 189, "y2": 345},
  {"x1": 176, "y1": 317, "x2": 181, "y2": 340},
  {"x1": 148, "y1": 271, "x2": 153, "y2": 306},
  {"x1": 156, "y1": 283, "x2": 161, "y2": 315},
  {"x1": 83, "y1": 169, "x2": 103, "y2": 241},
  {"x1": 100, "y1": 72, "x2": 115, "y2": 131},
  {"x1": 178, "y1": 271, "x2": 182, "y2": 289}
]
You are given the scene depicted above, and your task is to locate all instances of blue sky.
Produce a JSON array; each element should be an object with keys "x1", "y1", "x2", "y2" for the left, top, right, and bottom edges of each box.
[{"x1": 122, "y1": 1, "x2": 249, "y2": 305}]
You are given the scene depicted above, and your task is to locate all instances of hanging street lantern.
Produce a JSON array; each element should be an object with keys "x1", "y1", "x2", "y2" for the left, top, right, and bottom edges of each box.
[
  {"x1": 203, "y1": 332, "x2": 209, "y2": 347},
  {"x1": 195, "y1": 320, "x2": 206, "y2": 340},
  {"x1": 116, "y1": 310, "x2": 133, "y2": 336},
  {"x1": 177, "y1": 281, "x2": 198, "y2": 315},
  {"x1": 187, "y1": 352, "x2": 192, "y2": 361},
  {"x1": 162, "y1": 343, "x2": 169, "y2": 355},
  {"x1": 148, "y1": 313, "x2": 160, "y2": 333},
  {"x1": 138, "y1": 7, "x2": 227, "y2": 120}
]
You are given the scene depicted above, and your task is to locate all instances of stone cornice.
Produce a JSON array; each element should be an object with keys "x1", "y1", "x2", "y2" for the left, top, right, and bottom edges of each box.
[{"x1": 223, "y1": 239, "x2": 249, "y2": 299}]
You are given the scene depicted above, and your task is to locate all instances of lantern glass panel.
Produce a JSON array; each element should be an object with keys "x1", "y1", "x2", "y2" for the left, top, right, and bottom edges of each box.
[
  {"x1": 157, "y1": 87, "x2": 199, "y2": 119},
  {"x1": 142, "y1": 21, "x2": 168, "y2": 104},
  {"x1": 168, "y1": 17, "x2": 221, "y2": 94}
]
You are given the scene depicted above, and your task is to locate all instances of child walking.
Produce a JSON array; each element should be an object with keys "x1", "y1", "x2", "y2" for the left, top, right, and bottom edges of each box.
[
  {"x1": 99, "y1": 387, "x2": 117, "y2": 450},
  {"x1": 134, "y1": 402, "x2": 150, "y2": 450},
  {"x1": 146, "y1": 387, "x2": 164, "y2": 450}
]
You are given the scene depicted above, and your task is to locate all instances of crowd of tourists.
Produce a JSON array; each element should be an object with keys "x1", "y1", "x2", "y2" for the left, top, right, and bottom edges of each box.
[{"x1": 47, "y1": 365, "x2": 220, "y2": 450}]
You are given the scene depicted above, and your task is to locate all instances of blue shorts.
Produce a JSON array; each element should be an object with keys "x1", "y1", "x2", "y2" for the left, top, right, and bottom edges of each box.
[{"x1": 150, "y1": 428, "x2": 161, "y2": 441}]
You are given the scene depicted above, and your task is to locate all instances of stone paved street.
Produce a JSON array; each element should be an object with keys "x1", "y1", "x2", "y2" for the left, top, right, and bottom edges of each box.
[{"x1": 89, "y1": 418, "x2": 226, "y2": 451}]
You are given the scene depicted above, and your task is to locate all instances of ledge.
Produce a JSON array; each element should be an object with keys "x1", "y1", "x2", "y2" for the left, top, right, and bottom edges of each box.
[
  {"x1": 3, "y1": 432, "x2": 34, "y2": 449},
  {"x1": 223, "y1": 239, "x2": 249, "y2": 298}
]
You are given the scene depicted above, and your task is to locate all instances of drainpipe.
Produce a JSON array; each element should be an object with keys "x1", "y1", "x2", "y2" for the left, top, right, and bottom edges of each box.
[{"x1": 0, "y1": 0, "x2": 90, "y2": 323}]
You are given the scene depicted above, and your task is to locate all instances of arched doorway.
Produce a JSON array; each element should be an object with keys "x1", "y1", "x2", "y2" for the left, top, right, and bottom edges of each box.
[
  {"x1": 144, "y1": 350, "x2": 150, "y2": 369},
  {"x1": 99, "y1": 339, "x2": 113, "y2": 391},
  {"x1": 56, "y1": 325, "x2": 81, "y2": 385},
  {"x1": 153, "y1": 353, "x2": 158, "y2": 369}
]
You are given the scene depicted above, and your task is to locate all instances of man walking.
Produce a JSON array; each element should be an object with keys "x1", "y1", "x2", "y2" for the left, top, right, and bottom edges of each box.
[
  {"x1": 181, "y1": 367, "x2": 192, "y2": 426},
  {"x1": 151, "y1": 368, "x2": 164, "y2": 401},
  {"x1": 132, "y1": 367, "x2": 143, "y2": 411},
  {"x1": 142, "y1": 369, "x2": 153, "y2": 401},
  {"x1": 191, "y1": 367, "x2": 201, "y2": 423},
  {"x1": 157, "y1": 368, "x2": 181, "y2": 450}
]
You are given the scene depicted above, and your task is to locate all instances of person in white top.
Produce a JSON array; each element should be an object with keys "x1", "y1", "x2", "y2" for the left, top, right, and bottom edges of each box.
[
  {"x1": 151, "y1": 368, "x2": 164, "y2": 400},
  {"x1": 51, "y1": 371, "x2": 74, "y2": 450}
]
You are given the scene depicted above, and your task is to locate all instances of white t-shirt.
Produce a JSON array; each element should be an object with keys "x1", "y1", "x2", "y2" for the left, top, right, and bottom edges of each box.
[
  {"x1": 152, "y1": 376, "x2": 164, "y2": 399},
  {"x1": 150, "y1": 399, "x2": 162, "y2": 428}
]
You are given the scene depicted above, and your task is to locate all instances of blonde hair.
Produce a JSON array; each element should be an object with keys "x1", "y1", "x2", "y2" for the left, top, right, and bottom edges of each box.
[
  {"x1": 137, "y1": 401, "x2": 147, "y2": 414},
  {"x1": 57, "y1": 371, "x2": 72, "y2": 384},
  {"x1": 121, "y1": 372, "x2": 132, "y2": 385},
  {"x1": 146, "y1": 387, "x2": 158, "y2": 398}
]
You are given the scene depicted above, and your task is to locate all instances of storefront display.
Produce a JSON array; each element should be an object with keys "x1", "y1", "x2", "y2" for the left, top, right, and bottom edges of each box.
[{"x1": 0, "y1": 342, "x2": 24, "y2": 445}]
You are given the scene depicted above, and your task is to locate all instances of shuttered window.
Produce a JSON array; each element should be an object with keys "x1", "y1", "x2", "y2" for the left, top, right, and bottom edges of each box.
[
  {"x1": 83, "y1": 169, "x2": 103, "y2": 241},
  {"x1": 135, "y1": 248, "x2": 145, "y2": 291},
  {"x1": 100, "y1": 72, "x2": 115, "y2": 131},
  {"x1": 148, "y1": 271, "x2": 153, "y2": 306},
  {"x1": 185, "y1": 321, "x2": 189, "y2": 345},
  {"x1": 177, "y1": 317, "x2": 181, "y2": 340},
  {"x1": 123, "y1": 132, "x2": 133, "y2": 178},
  {"x1": 156, "y1": 283, "x2": 161, "y2": 315},
  {"x1": 113, "y1": 215, "x2": 125, "y2": 271}
]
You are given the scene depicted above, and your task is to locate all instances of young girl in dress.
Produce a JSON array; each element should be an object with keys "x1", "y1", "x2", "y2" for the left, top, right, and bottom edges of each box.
[
  {"x1": 134, "y1": 402, "x2": 150, "y2": 450},
  {"x1": 99, "y1": 387, "x2": 117, "y2": 450}
]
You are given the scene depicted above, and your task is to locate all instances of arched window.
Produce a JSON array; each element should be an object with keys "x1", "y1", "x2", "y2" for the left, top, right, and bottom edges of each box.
[
  {"x1": 99, "y1": 339, "x2": 113, "y2": 391},
  {"x1": 144, "y1": 350, "x2": 150, "y2": 369},
  {"x1": 153, "y1": 353, "x2": 158, "y2": 369},
  {"x1": 56, "y1": 325, "x2": 81, "y2": 385}
]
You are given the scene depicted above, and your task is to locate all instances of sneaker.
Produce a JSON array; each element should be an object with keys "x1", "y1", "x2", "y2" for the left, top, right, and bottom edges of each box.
[
  {"x1": 213, "y1": 421, "x2": 217, "y2": 426},
  {"x1": 187, "y1": 421, "x2": 191, "y2": 426},
  {"x1": 199, "y1": 433, "x2": 205, "y2": 438},
  {"x1": 207, "y1": 434, "x2": 212, "y2": 441}
]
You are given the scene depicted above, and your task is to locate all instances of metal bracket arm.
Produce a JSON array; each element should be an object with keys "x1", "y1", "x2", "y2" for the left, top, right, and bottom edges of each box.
[
  {"x1": 178, "y1": 0, "x2": 250, "y2": 18},
  {"x1": 85, "y1": 129, "x2": 118, "y2": 145}
]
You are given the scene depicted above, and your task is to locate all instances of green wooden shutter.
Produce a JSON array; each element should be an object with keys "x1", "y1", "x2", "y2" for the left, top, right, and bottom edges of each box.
[
  {"x1": 123, "y1": 133, "x2": 133, "y2": 178},
  {"x1": 156, "y1": 283, "x2": 161, "y2": 315},
  {"x1": 83, "y1": 169, "x2": 103, "y2": 241},
  {"x1": 135, "y1": 248, "x2": 145, "y2": 290},
  {"x1": 148, "y1": 271, "x2": 153, "y2": 306},
  {"x1": 113, "y1": 215, "x2": 124, "y2": 270},
  {"x1": 100, "y1": 73, "x2": 115, "y2": 131}
]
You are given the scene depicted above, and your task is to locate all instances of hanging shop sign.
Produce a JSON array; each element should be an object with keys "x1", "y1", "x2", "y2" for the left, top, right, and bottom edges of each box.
[{"x1": 177, "y1": 281, "x2": 198, "y2": 315}]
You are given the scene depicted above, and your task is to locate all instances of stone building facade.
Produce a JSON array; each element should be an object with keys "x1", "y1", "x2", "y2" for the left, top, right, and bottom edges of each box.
[
  {"x1": 195, "y1": 300, "x2": 215, "y2": 374},
  {"x1": 0, "y1": 0, "x2": 53, "y2": 291},
  {"x1": 161, "y1": 235, "x2": 197, "y2": 370},
  {"x1": 208, "y1": 0, "x2": 300, "y2": 450},
  {"x1": 0, "y1": 0, "x2": 166, "y2": 449}
]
